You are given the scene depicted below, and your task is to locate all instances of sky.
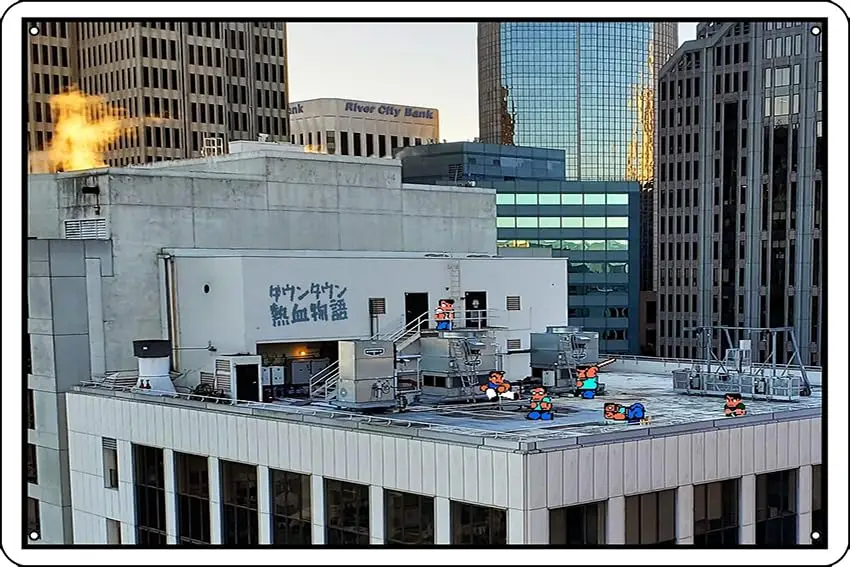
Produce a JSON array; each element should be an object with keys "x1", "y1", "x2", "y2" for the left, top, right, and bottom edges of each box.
[{"x1": 287, "y1": 23, "x2": 700, "y2": 143}]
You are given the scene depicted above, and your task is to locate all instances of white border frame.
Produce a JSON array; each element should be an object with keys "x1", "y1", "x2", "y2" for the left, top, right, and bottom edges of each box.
[{"x1": 3, "y1": 2, "x2": 847, "y2": 565}]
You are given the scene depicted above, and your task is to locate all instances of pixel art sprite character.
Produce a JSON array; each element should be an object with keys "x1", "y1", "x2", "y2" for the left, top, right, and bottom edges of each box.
[
  {"x1": 603, "y1": 402, "x2": 647, "y2": 424},
  {"x1": 724, "y1": 393, "x2": 747, "y2": 416},
  {"x1": 526, "y1": 387, "x2": 554, "y2": 420},
  {"x1": 434, "y1": 298, "x2": 455, "y2": 331},
  {"x1": 575, "y1": 366, "x2": 599, "y2": 399},
  {"x1": 480, "y1": 370, "x2": 517, "y2": 400}
]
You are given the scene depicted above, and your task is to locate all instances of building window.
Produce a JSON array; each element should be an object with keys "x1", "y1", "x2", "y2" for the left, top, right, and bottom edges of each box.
[
  {"x1": 176, "y1": 453, "x2": 211, "y2": 545},
  {"x1": 353, "y1": 133, "x2": 362, "y2": 157},
  {"x1": 221, "y1": 460, "x2": 259, "y2": 544},
  {"x1": 550, "y1": 501, "x2": 607, "y2": 544},
  {"x1": 102, "y1": 438, "x2": 119, "y2": 488},
  {"x1": 27, "y1": 389, "x2": 34, "y2": 430},
  {"x1": 27, "y1": 443, "x2": 38, "y2": 484},
  {"x1": 625, "y1": 490, "x2": 677, "y2": 544},
  {"x1": 694, "y1": 479, "x2": 739, "y2": 545},
  {"x1": 325, "y1": 479, "x2": 369, "y2": 544},
  {"x1": 271, "y1": 469, "x2": 311, "y2": 545},
  {"x1": 133, "y1": 444, "x2": 167, "y2": 545},
  {"x1": 365, "y1": 133, "x2": 374, "y2": 157},
  {"x1": 339, "y1": 131, "x2": 349, "y2": 155},
  {"x1": 451, "y1": 501, "x2": 506, "y2": 544},
  {"x1": 106, "y1": 518, "x2": 122, "y2": 544},
  {"x1": 755, "y1": 469, "x2": 798, "y2": 545},
  {"x1": 385, "y1": 490, "x2": 434, "y2": 545},
  {"x1": 812, "y1": 465, "x2": 823, "y2": 538},
  {"x1": 27, "y1": 498, "x2": 40, "y2": 540}
]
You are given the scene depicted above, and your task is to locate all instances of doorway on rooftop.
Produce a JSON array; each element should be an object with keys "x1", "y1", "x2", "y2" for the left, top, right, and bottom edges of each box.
[{"x1": 404, "y1": 292, "x2": 430, "y2": 330}]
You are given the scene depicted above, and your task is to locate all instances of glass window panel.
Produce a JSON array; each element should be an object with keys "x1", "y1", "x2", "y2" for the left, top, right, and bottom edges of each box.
[
  {"x1": 773, "y1": 95, "x2": 790, "y2": 115},
  {"x1": 585, "y1": 240, "x2": 606, "y2": 250},
  {"x1": 561, "y1": 194, "x2": 582, "y2": 205},
  {"x1": 496, "y1": 217, "x2": 515, "y2": 228},
  {"x1": 561, "y1": 240, "x2": 583, "y2": 251},
  {"x1": 561, "y1": 217, "x2": 583, "y2": 228},
  {"x1": 496, "y1": 193, "x2": 515, "y2": 205},
  {"x1": 584, "y1": 194, "x2": 605, "y2": 205},
  {"x1": 606, "y1": 194, "x2": 629, "y2": 205},
  {"x1": 607, "y1": 217, "x2": 629, "y2": 228},
  {"x1": 515, "y1": 194, "x2": 537, "y2": 205},
  {"x1": 516, "y1": 217, "x2": 538, "y2": 228},
  {"x1": 608, "y1": 239, "x2": 628, "y2": 250},
  {"x1": 584, "y1": 217, "x2": 605, "y2": 228},
  {"x1": 538, "y1": 194, "x2": 560, "y2": 205},
  {"x1": 539, "y1": 217, "x2": 560, "y2": 228}
]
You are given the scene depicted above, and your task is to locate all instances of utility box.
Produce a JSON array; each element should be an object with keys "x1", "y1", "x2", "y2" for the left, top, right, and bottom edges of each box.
[{"x1": 336, "y1": 340, "x2": 396, "y2": 409}]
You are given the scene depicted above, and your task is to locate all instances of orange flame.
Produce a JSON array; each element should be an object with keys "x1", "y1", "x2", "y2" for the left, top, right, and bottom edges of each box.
[
  {"x1": 303, "y1": 144, "x2": 324, "y2": 154},
  {"x1": 43, "y1": 86, "x2": 131, "y2": 173}
]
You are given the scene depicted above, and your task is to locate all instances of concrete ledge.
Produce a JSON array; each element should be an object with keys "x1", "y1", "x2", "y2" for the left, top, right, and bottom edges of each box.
[
  {"x1": 356, "y1": 422, "x2": 419, "y2": 437},
  {"x1": 483, "y1": 437, "x2": 524, "y2": 450},
  {"x1": 534, "y1": 437, "x2": 578, "y2": 451},
  {"x1": 417, "y1": 429, "x2": 482, "y2": 446},
  {"x1": 577, "y1": 428, "x2": 650, "y2": 446},
  {"x1": 648, "y1": 421, "x2": 713, "y2": 436},
  {"x1": 712, "y1": 412, "x2": 776, "y2": 428},
  {"x1": 774, "y1": 408, "x2": 822, "y2": 421}
]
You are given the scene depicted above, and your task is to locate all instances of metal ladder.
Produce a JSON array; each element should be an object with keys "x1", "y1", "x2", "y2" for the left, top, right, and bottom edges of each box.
[{"x1": 448, "y1": 261, "x2": 461, "y2": 304}]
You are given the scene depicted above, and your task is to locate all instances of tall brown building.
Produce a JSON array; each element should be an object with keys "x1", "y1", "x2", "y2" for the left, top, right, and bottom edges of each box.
[{"x1": 27, "y1": 20, "x2": 290, "y2": 168}]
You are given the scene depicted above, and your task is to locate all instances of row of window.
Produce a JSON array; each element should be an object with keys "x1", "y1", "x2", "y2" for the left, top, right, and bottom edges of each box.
[
  {"x1": 290, "y1": 131, "x2": 422, "y2": 158},
  {"x1": 123, "y1": 444, "x2": 822, "y2": 547},
  {"x1": 30, "y1": 44, "x2": 69, "y2": 67},
  {"x1": 568, "y1": 262, "x2": 629, "y2": 274},
  {"x1": 497, "y1": 216, "x2": 629, "y2": 229},
  {"x1": 713, "y1": 69, "x2": 750, "y2": 95},
  {"x1": 659, "y1": 103, "x2": 701, "y2": 129},
  {"x1": 30, "y1": 21, "x2": 68, "y2": 38},
  {"x1": 30, "y1": 72, "x2": 70, "y2": 95},
  {"x1": 497, "y1": 238, "x2": 629, "y2": 251},
  {"x1": 496, "y1": 193, "x2": 630, "y2": 206},
  {"x1": 659, "y1": 76, "x2": 702, "y2": 102},
  {"x1": 569, "y1": 306, "x2": 630, "y2": 319},
  {"x1": 764, "y1": 35, "x2": 804, "y2": 59}
]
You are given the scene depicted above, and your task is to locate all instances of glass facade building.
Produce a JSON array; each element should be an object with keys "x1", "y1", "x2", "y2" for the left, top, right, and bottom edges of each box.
[
  {"x1": 399, "y1": 143, "x2": 640, "y2": 355},
  {"x1": 478, "y1": 22, "x2": 678, "y2": 182}
]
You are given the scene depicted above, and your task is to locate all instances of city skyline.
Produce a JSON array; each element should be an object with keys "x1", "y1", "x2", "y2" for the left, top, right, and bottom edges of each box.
[{"x1": 288, "y1": 22, "x2": 699, "y2": 143}]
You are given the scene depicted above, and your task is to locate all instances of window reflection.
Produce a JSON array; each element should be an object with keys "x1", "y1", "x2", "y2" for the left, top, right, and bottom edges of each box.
[
  {"x1": 498, "y1": 239, "x2": 628, "y2": 251},
  {"x1": 497, "y1": 217, "x2": 629, "y2": 229}
]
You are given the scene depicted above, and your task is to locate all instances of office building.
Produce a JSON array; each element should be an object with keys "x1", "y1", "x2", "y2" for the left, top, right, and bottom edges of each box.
[
  {"x1": 26, "y1": 143, "x2": 499, "y2": 544},
  {"x1": 655, "y1": 22, "x2": 823, "y2": 364},
  {"x1": 288, "y1": 98, "x2": 439, "y2": 157},
  {"x1": 63, "y1": 357, "x2": 821, "y2": 545},
  {"x1": 27, "y1": 20, "x2": 289, "y2": 170},
  {"x1": 477, "y1": 22, "x2": 677, "y2": 182},
  {"x1": 399, "y1": 142, "x2": 640, "y2": 355}
]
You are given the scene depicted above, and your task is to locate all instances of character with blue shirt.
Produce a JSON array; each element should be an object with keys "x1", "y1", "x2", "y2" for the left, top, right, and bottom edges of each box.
[
  {"x1": 434, "y1": 298, "x2": 455, "y2": 331},
  {"x1": 575, "y1": 366, "x2": 599, "y2": 399}
]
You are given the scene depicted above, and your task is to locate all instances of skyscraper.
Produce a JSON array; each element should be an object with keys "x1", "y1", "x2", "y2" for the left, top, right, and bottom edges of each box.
[
  {"x1": 655, "y1": 21, "x2": 823, "y2": 365},
  {"x1": 27, "y1": 20, "x2": 289, "y2": 170},
  {"x1": 477, "y1": 22, "x2": 678, "y2": 182}
]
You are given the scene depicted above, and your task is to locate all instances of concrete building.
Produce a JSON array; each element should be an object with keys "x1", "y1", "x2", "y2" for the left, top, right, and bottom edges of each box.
[
  {"x1": 26, "y1": 144, "x2": 499, "y2": 544},
  {"x1": 477, "y1": 22, "x2": 677, "y2": 182},
  {"x1": 62, "y1": 361, "x2": 822, "y2": 545},
  {"x1": 399, "y1": 143, "x2": 641, "y2": 355},
  {"x1": 288, "y1": 98, "x2": 439, "y2": 157},
  {"x1": 27, "y1": 20, "x2": 289, "y2": 169},
  {"x1": 655, "y1": 22, "x2": 823, "y2": 365}
]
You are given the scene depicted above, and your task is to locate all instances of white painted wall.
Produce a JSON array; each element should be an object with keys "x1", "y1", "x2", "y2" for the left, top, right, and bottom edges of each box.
[
  {"x1": 64, "y1": 391, "x2": 822, "y2": 545},
  {"x1": 171, "y1": 253, "x2": 569, "y2": 378}
]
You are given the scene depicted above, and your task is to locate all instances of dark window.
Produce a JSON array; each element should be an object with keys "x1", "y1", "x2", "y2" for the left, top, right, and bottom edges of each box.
[
  {"x1": 390, "y1": 136, "x2": 399, "y2": 151},
  {"x1": 27, "y1": 443, "x2": 38, "y2": 484},
  {"x1": 365, "y1": 133, "x2": 374, "y2": 157},
  {"x1": 221, "y1": 460, "x2": 259, "y2": 544},
  {"x1": 27, "y1": 389, "x2": 34, "y2": 430},
  {"x1": 28, "y1": 498, "x2": 40, "y2": 540},
  {"x1": 378, "y1": 135, "x2": 387, "y2": 157},
  {"x1": 133, "y1": 444, "x2": 168, "y2": 545},
  {"x1": 176, "y1": 453, "x2": 211, "y2": 545},
  {"x1": 625, "y1": 490, "x2": 677, "y2": 544},
  {"x1": 271, "y1": 469, "x2": 311, "y2": 545},
  {"x1": 385, "y1": 490, "x2": 434, "y2": 545},
  {"x1": 550, "y1": 502, "x2": 606, "y2": 544},
  {"x1": 812, "y1": 465, "x2": 823, "y2": 539},
  {"x1": 402, "y1": 136, "x2": 410, "y2": 147},
  {"x1": 756, "y1": 469, "x2": 798, "y2": 545},
  {"x1": 353, "y1": 133, "x2": 362, "y2": 157},
  {"x1": 325, "y1": 479, "x2": 369, "y2": 545},
  {"x1": 451, "y1": 501, "x2": 506, "y2": 545},
  {"x1": 339, "y1": 132, "x2": 349, "y2": 155},
  {"x1": 694, "y1": 479, "x2": 739, "y2": 545}
]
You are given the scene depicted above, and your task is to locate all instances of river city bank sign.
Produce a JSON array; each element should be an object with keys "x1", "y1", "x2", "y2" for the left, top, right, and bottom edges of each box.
[{"x1": 290, "y1": 101, "x2": 436, "y2": 121}]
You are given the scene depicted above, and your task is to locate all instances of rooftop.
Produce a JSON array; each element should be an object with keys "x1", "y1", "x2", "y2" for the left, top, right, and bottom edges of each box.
[{"x1": 76, "y1": 366, "x2": 822, "y2": 453}]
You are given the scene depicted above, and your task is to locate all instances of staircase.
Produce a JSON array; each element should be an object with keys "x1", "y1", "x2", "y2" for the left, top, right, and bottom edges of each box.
[{"x1": 308, "y1": 312, "x2": 431, "y2": 402}]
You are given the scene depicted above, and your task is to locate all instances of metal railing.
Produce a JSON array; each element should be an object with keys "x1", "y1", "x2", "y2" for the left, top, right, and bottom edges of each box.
[{"x1": 607, "y1": 353, "x2": 822, "y2": 374}]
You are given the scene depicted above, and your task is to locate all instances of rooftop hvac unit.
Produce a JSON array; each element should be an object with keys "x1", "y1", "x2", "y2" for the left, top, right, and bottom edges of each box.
[
  {"x1": 133, "y1": 339, "x2": 175, "y2": 394},
  {"x1": 214, "y1": 355, "x2": 262, "y2": 402}
]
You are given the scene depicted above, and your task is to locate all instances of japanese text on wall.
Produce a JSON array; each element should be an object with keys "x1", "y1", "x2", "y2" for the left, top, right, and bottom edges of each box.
[{"x1": 269, "y1": 282, "x2": 348, "y2": 327}]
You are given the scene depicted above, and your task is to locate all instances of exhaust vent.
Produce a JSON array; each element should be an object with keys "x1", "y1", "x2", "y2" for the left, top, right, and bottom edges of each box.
[{"x1": 64, "y1": 217, "x2": 108, "y2": 240}]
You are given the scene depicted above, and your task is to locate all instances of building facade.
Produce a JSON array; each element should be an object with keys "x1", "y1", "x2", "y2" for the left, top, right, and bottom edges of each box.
[
  {"x1": 288, "y1": 98, "x2": 439, "y2": 157},
  {"x1": 399, "y1": 143, "x2": 640, "y2": 355},
  {"x1": 25, "y1": 148, "x2": 499, "y2": 544},
  {"x1": 655, "y1": 22, "x2": 823, "y2": 364},
  {"x1": 27, "y1": 20, "x2": 289, "y2": 169},
  {"x1": 63, "y1": 377, "x2": 822, "y2": 546},
  {"x1": 477, "y1": 22, "x2": 677, "y2": 182}
]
